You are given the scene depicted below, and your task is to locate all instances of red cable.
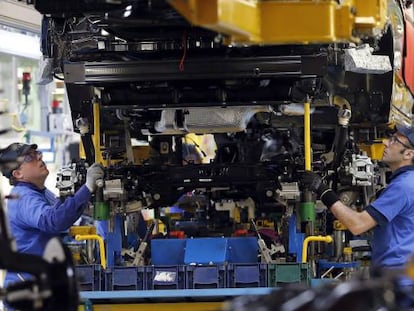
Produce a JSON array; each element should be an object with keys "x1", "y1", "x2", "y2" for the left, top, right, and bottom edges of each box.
[{"x1": 179, "y1": 31, "x2": 188, "y2": 72}]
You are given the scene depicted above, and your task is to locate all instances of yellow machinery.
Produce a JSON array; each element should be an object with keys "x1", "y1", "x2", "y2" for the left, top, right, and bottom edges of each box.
[{"x1": 169, "y1": 0, "x2": 387, "y2": 44}]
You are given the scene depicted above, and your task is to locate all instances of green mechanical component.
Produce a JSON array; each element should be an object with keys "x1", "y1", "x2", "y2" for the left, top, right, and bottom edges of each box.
[
  {"x1": 94, "y1": 201, "x2": 110, "y2": 220},
  {"x1": 300, "y1": 202, "x2": 315, "y2": 222}
]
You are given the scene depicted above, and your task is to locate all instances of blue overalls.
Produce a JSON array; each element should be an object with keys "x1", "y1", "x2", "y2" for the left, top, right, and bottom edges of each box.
[
  {"x1": 4, "y1": 182, "x2": 91, "y2": 286},
  {"x1": 368, "y1": 166, "x2": 414, "y2": 308},
  {"x1": 369, "y1": 166, "x2": 414, "y2": 267}
]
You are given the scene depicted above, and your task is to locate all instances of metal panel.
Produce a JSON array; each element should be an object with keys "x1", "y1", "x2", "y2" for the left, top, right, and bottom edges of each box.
[{"x1": 0, "y1": 0, "x2": 41, "y2": 33}]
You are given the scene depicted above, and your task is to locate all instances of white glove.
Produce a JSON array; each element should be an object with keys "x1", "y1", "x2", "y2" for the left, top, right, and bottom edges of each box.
[{"x1": 85, "y1": 163, "x2": 104, "y2": 193}]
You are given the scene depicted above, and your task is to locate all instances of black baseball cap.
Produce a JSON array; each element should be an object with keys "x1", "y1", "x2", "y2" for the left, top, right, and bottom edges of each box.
[
  {"x1": 396, "y1": 124, "x2": 414, "y2": 148},
  {"x1": 0, "y1": 143, "x2": 38, "y2": 178}
]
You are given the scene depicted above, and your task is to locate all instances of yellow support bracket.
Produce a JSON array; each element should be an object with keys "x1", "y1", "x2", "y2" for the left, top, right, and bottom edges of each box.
[
  {"x1": 69, "y1": 225, "x2": 97, "y2": 236},
  {"x1": 304, "y1": 100, "x2": 311, "y2": 171},
  {"x1": 93, "y1": 99, "x2": 104, "y2": 164}
]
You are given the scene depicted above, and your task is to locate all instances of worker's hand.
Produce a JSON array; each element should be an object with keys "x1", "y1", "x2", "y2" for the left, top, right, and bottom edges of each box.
[
  {"x1": 301, "y1": 171, "x2": 328, "y2": 195},
  {"x1": 86, "y1": 163, "x2": 104, "y2": 193},
  {"x1": 301, "y1": 171, "x2": 339, "y2": 208}
]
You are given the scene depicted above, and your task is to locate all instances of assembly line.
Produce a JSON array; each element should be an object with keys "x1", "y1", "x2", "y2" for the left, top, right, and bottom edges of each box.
[{"x1": 1, "y1": 0, "x2": 414, "y2": 310}]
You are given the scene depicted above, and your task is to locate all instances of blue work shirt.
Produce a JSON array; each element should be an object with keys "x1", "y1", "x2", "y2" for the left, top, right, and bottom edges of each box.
[
  {"x1": 4, "y1": 182, "x2": 91, "y2": 286},
  {"x1": 369, "y1": 166, "x2": 414, "y2": 268}
]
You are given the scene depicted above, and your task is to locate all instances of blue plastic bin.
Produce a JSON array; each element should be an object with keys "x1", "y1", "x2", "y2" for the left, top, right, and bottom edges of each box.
[
  {"x1": 75, "y1": 264, "x2": 102, "y2": 291},
  {"x1": 186, "y1": 265, "x2": 226, "y2": 289},
  {"x1": 227, "y1": 263, "x2": 267, "y2": 288},
  {"x1": 146, "y1": 265, "x2": 186, "y2": 289},
  {"x1": 104, "y1": 266, "x2": 146, "y2": 291}
]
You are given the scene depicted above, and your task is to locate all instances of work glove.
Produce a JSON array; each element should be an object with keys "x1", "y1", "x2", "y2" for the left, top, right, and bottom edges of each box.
[
  {"x1": 301, "y1": 171, "x2": 328, "y2": 196},
  {"x1": 301, "y1": 171, "x2": 339, "y2": 208},
  {"x1": 86, "y1": 163, "x2": 104, "y2": 193}
]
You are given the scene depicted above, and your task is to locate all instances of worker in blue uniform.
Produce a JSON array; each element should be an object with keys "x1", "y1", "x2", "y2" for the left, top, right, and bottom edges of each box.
[
  {"x1": 301, "y1": 124, "x2": 414, "y2": 307},
  {"x1": 0, "y1": 142, "x2": 104, "y2": 288},
  {"x1": 302, "y1": 125, "x2": 414, "y2": 269}
]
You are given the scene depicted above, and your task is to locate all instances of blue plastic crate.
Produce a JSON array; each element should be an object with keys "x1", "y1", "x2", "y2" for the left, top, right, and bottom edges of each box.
[
  {"x1": 227, "y1": 237, "x2": 258, "y2": 263},
  {"x1": 104, "y1": 266, "x2": 146, "y2": 291},
  {"x1": 146, "y1": 265, "x2": 186, "y2": 289},
  {"x1": 151, "y1": 239, "x2": 186, "y2": 265},
  {"x1": 227, "y1": 263, "x2": 267, "y2": 288},
  {"x1": 184, "y1": 238, "x2": 228, "y2": 264},
  {"x1": 317, "y1": 260, "x2": 360, "y2": 278},
  {"x1": 186, "y1": 265, "x2": 226, "y2": 289},
  {"x1": 75, "y1": 264, "x2": 102, "y2": 291},
  {"x1": 152, "y1": 237, "x2": 258, "y2": 265}
]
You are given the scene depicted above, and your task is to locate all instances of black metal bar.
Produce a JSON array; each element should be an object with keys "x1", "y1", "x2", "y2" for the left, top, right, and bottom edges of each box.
[{"x1": 64, "y1": 55, "x2": 327, "y2": 84}]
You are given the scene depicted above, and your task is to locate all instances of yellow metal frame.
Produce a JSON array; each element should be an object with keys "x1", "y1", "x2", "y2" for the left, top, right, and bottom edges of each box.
[
  {"x1": 93, "y1": 100, "x2": 104, "y2": 164},
  {"x1": 69, "y1": 226, "x2": 97, "y2": 236},
  {"x1": 78, "y1": 99, "x2": 105, "y2": 163},
  {"x1": 168, "y1": 0, "x2": 387, "y2": 45},
  {"x1": 304, "y1": 100, "x2": 311, "y2": 171}
]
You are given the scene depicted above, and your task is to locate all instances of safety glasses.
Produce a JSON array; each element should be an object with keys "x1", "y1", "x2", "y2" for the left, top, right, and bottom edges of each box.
[
  {"x1": 388, "y1": 135, "x2": 414, "y2": 150},
  {"x1": 22, "y1": 150, "x2": 42, "y2": 163}
]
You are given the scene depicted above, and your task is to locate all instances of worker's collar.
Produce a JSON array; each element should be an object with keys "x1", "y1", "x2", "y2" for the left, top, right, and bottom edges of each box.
[
  {"x1": 15, "y1": 181, "x2": 47, "y2": 193},
  {"x1": 389, "y1": 165, "x2": 414, "y2": 182}
]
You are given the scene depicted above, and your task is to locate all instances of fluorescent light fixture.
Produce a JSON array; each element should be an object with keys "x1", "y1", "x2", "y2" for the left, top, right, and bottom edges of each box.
[{"x1": 0, "y1": 29, "x2": 41, "y2": 59}]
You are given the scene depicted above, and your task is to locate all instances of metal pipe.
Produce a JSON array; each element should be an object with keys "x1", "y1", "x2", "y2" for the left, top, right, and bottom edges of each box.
[
  {"x1": 321, "y1": 266, "x2": 335, "y2": 279},
  {"x1": 302, "y1": 235, "x2": 333, "y2": 263},
  {"x1": 75, "y1": 234, "x2": 106, "y2": 269},
  {"x1": 85, "y1": 240, "x2": 95, "y2": 264}
]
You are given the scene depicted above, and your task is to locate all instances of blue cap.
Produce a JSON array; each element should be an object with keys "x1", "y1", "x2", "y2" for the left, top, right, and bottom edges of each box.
[
  {"x1": 396, "y1": 125, "x2": 414, "y2": 147},
  {"x1": 0, "y1": 143, "x2": 37, "y2": 178}
]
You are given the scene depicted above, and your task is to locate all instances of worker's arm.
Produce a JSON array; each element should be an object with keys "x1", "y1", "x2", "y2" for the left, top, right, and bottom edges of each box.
[
  {"x1": 17, "y1": 185, "x2": 91, "y2": 234},
  {"x1": 301, "y1": 170, "x2": 383, "y2": 235},
  {"x1": 36, "y1": 164, "x2": 104, "y2": 232},
  {"x1": 330, "y1": 201, "x2": 377, "y2": 235}
]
